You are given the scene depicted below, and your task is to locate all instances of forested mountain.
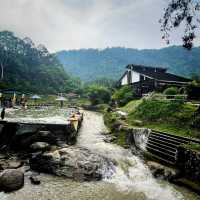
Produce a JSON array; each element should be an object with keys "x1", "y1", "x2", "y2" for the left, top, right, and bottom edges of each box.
[
  {"x1": 0, "y1": 31, "x2": 81, "y2": 94},
  {"x1": 57, "y1": 47, "x2": 200, "y2": 81}
]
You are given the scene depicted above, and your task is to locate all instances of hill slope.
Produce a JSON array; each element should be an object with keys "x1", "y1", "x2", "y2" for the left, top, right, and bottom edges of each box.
[
  {"x1": 0, "y1": 31, "x2": 80, "y2": 94},
  {"x1": 57, "y1": 46, "x2": 200, "y2": 81}
]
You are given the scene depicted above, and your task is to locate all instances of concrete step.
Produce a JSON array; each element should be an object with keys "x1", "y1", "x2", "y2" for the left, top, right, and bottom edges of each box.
[
  {"x1": 147, "y1": 140, "x2": 177, "y2": 153},
  {"x1": 151, "y1": 131, "x2": 189, "y2": 144},
  {"x1": 146, "y1": 146, "x2": 176, "y2": 163},
  {"x1": 146, "y1": 143, "x2": 176, "y2": 156},
  {"x1": 152, "y1": 130, "x2": 200, "y2": 144},
  {"x1": 146, "y1": 130, "x2": 200, "y2": 165},
  {"x1": 149, "y1": 134, "x2": 186, "y2": 146},
  {"x1": 147, "y1": 137, "x2": 179, "y2": 148}
]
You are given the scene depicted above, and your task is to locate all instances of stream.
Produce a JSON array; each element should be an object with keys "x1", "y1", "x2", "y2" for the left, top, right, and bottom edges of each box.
[{"x1": 0, "y1": 110, "x2": 200, "y2": 200}]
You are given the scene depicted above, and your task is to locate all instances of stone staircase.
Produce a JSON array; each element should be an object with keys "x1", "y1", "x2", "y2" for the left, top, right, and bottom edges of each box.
[{"x1": 146, "y1": 130, "x2": 200, "y2": 165}]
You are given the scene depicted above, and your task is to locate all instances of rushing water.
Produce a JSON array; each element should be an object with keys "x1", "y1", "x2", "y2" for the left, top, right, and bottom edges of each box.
[{"x1": 1, "y1": 110, "x2": 200, "y2": 200}]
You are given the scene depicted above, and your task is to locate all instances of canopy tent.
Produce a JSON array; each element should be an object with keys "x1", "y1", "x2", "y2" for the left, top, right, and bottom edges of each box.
[
  {"x1": 31, "y1": 95, "x2": 41, "y2": 99},
  {"x1": 56, "y1": 96, "x2": 66, "y2": 108}
]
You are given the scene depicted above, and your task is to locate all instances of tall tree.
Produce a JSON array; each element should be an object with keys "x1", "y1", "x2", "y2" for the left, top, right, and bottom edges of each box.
[
  {"x1": 0, "y1": 31, "x2": 18, "y2": 79},
  {"x1": 161, "y1": 0, "x2": 200, "y2": 49}
]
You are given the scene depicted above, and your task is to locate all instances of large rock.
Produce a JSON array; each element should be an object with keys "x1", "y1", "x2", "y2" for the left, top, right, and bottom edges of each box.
[
  {"x1": 0, "y1": 160, "x2": 23, "y2": 170},
  {"x1": 30, "y1": 142, "x2": 50, "y2": 152},
  {"x1": 146, "y1": 161, "x2": 180, "y2": 181},
  {"x1": 0, "y1": 169, "x2": 24, "y2": 192},
  {"x1": 30, "y1": 147, "x2": 114, "y2": 181}
]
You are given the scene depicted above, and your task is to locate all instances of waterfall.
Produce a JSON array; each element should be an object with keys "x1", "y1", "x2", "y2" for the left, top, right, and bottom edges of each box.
[
  {"x1": 132, "y1": 128, "x2": 151, "y2": 151},
  {"x1": 77, "y1": 111, "x2": 183, "y2": 200}
]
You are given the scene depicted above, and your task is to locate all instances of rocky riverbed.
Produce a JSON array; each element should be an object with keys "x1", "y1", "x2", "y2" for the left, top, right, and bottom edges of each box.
[{"x1": 0, "y1": 110, "x2": 200, "y2": 199}]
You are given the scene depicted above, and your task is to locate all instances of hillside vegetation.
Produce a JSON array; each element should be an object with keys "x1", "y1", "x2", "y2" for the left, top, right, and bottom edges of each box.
[
  {"x1": 57, "y1": 46, "x2": 200, "y2": 81},
  {"x1": 122, "y1": 99, "x2": 200, "y2": 139},
  {"x1": 0, "y1": 31, "x2": 81, "y2": 94}
]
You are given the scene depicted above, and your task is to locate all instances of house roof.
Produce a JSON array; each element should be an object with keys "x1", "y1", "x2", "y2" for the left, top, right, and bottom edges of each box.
[{"x1": 126, "y1": 64, "x2": 191, "y2": 83}]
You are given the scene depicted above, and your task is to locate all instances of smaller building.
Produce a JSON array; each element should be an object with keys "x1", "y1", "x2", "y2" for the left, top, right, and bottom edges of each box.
[{"x1": 119, "y1": 64, "x2": 191, "y2": 95}]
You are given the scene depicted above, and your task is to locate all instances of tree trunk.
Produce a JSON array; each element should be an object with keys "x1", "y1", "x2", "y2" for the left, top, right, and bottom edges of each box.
[{"x1": 0, "y1": 62, "x2": 4, "y2": 80}]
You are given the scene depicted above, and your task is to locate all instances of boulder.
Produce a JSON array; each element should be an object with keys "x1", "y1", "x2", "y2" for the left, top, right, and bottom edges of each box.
[
  {"x1": 29, "y1": 176, "x2": 41, "y2": 185},
  {"x1": 0, "y1": 169, "x2": 24, "y2": 192},
  {"x1": 30, "y1": 147, "x2": 114, "y2": 181},
  {"x1": 0, "y1": 159, "x2": 24, "y2": 170},
  {"x1": 146, "y1": 161, "x2": 180, "y2": 181},
  {"x1": 8, "y1": 161, "x2": 23, "y2": 169},
  {"x1": 30, "y1": 142, "x2": 50, "y2": 152}
]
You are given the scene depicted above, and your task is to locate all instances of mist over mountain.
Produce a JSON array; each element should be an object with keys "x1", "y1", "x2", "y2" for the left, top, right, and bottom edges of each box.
[{"x1": 57, "y1": 46, "x2": 200, "y2": 81}]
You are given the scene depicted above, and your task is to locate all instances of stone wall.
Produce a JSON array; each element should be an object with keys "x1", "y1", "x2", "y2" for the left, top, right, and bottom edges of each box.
[
  {"x1": 0, "y1": 120, "x2": 82, "y2": 151},
  {"x1": 177, "y1": 146, "x2": 200, "y2": 182}
]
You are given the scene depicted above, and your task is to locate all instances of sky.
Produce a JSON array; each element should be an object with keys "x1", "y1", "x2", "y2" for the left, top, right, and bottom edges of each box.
[{"x1": 0, "y1": 0, "x2": 194, "y2": 52}]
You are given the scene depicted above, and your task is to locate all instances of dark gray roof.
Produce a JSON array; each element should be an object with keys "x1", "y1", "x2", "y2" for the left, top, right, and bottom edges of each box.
[{"x1": 126, "y1": 64, "x2": 191, "y2": 83}]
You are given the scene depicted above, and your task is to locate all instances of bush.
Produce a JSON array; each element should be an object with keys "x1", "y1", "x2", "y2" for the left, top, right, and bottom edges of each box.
[
  {"x1": 112, "y1": 86, "x2": 136, "y2": 106},
  {"x1": 187, "y1": 81, "x2": 200, "y2": 100},
  {"x1": 163, "y1": 87, "x2": 179, "y2": 96},
  {"x1": 133, "y1": 99, "x2": 184, "y2": 121},
  {"x1": 86, "y1": 85, "x2": 111, "y2": 105}
]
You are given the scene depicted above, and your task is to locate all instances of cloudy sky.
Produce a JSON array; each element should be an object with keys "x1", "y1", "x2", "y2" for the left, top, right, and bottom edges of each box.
[{"x1": 0, "y1": 0, "x2": 191, "y2": 52}]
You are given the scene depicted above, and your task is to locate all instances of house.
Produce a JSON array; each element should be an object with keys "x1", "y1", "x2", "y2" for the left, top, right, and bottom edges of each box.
[{"x1": 119, "y1": 64, "x2": 192, "y2": 95}]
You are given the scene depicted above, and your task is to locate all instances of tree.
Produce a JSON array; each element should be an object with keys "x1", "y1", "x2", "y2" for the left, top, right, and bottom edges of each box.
[
  {"x1": 163, "y1": 87, "x2": 179, "y2": 95},
  {"x1": 86, "y1": 85, "x2": 111, "y2": 105},
  {"x1": 112, "y1": 86, "x2": 136, "y2": 106},
  {"x1": 0, "y1": 31, "x2": 18, "y2": 79},
  {"x1": 161, "y1": 0, "x2": 200, "y2": 49},
  {"x1": 0, "y1": 30, "x2": 82, "y2": 94}
]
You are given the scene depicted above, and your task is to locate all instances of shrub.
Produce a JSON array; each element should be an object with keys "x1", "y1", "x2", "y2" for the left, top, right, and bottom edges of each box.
[
  {"x1": 112, "y1": 86, "x2": 136, "y2": 106},
  {"x1": 163, "y1": 87, "x2": 179, "y2": 96},
  {"x1": 187, "y1": 81, "x2": 200, "y2": 100},
  {"x1": 86, "y1": 85, "x2": 111, "y2": 105},
  {"x1": 133, "y1": 99, "x2": 184, "y2": 121}
]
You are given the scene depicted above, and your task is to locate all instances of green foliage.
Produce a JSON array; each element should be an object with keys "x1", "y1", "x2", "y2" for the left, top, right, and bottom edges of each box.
[
  {"x1": 181, "y1": 143, "x2": 200, "y2": 152},
  {"x1": 191, "y1": 74, "x2": 200, "y2": 83},
  {"x1": 57, "y1": 46, "x2": 200, "y2": 81},
  {"x1": 192, "y1": 116, "x2": 200, "y2": 129},
  {"x1": 187, "y1": 81, "x2": 200, "y2": 100},
  {"x1": 112, "y1": 86, "x2": 136, "y2": 106},
  {"x1": 163, "y1": 87, "x2": 179, "y2": 95},
  {"x1": 132, "y1": 99, "x2": 185, "y2": 122},
  {"x1": 121, "y1": 99, "x2": 142, "y2": 113},
  {"x1": 85, "y1": 78, "x2": 115, "y2": 90},
  {"x1": 0, "y1": 31, "x2": 82, "y2": 94},
  {"x1": 86, "y1": 84, "x2": 111, "y2": 105},
  {"x1": 125, "y1": 99, "x2": 200, "y2": 138}
]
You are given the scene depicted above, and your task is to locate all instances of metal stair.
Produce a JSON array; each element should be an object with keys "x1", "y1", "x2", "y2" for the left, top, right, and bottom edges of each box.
[{"x1": 146, "y1": 130, "x2": 200, "y2": 165}]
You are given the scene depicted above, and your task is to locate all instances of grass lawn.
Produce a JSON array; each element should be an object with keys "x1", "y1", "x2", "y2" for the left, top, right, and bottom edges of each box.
[
  {"x1": 143, "y1": 122, "x2": 200, "y2": 139},
  {"x1": 121, "y1": 99, "x2": 142, "y2": 113},
  {"x1": 120, "y1": 99, "x2": 200, "y2": 140}
]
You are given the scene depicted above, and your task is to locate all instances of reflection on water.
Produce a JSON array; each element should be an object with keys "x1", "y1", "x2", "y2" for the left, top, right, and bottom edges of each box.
[{"x1": 1, "y1": 110, "x2": 200, "y2": 200}]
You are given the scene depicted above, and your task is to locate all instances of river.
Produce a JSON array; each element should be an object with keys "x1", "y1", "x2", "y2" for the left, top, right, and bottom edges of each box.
[{"x1": 1, "y1": 110, "x2": 200, "y2": 200}]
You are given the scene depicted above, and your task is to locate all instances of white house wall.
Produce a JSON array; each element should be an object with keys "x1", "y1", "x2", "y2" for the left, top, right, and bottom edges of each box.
[
  {"x1": 131, "y1": 71, "x2": 140, "y2": 83},
  {"x1": 121, "y1": 73, "x2": 128, "y2": 85}
]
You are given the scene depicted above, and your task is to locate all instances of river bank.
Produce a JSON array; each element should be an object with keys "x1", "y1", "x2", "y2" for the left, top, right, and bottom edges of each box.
[
  {"x1": 102, "y1": 106, "x2": 200, "y2": 195},
  {"x1": 0, "y1": 110, "x2": 200, "y2": 199}
]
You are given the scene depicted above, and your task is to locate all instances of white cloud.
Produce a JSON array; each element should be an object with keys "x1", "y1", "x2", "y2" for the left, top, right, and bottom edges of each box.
[{"x1": 0, "y1": 0, "x2": 186, "y2": 52}]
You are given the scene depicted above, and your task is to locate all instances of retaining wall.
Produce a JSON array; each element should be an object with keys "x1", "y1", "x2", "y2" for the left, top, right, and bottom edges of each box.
[{"x1": 0, "y1": 118, "x2": 82, "y2": 151}]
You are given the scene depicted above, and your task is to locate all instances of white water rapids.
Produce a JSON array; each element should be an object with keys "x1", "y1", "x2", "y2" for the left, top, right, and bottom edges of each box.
[
  {"x1": 77, "y1": 111, "x2": 183, "y2": 200},
  {"x1": 1, "y1": 109, "x2": 200, "y2": 200}
]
